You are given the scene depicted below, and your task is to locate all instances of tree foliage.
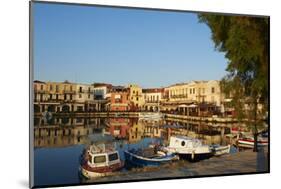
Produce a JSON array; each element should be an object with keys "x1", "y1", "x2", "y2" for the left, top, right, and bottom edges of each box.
[{"x1": 198, "y1": 14, "x2": 269, "y2": 151}]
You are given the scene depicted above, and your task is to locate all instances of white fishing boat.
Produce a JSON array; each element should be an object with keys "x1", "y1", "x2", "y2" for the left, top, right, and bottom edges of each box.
[
  {"x1": 238, "y1": 136, "x2": 268, "y2": 147},
  {"x1": 162, "y1": 136, "x2": 213, "y2": 161},
  {"x1": 79, "y1": 143, "x2": 124, "y2": 179}
]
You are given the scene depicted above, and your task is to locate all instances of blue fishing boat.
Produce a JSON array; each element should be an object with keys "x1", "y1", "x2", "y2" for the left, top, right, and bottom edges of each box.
[{"x1": 124, "y1": 147, "x2": 179, "y2": 167}]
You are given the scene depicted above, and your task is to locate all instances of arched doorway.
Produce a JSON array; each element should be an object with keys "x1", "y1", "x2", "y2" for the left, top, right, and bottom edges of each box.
[
  {"x1": 34, "y1": 104, "x2": 40, "y2": 113},
  {"x1": 47, "y1": 105, "x2": 56, "y2": 112},
  {"x1": 48, "y1": 105, "x2": 56, "y2": 112},
  {"x1": 62, "y1": 105, "x2": 70, "y2": 113}
]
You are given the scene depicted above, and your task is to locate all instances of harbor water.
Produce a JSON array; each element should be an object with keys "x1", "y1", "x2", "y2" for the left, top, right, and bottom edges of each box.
[{"x1": 33, "y1": 116, "x2": 267, "y2": 187}]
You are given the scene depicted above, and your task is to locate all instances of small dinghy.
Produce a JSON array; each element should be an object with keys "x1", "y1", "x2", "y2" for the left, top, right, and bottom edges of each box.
[
  {"x1": 124, "y1": 146, "x2": 179, "y2": 167},
  {"x1": 210, "y1": 144, "x2": 231, "y2": 156}
]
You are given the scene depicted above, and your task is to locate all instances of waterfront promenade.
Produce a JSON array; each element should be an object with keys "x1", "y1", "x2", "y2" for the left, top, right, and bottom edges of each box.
[
  {"x1": 36, "y1": 111, "x2": 239, "y2": 123},
  {"x1": 87, "y1": 147, "x2": 269, "y2": 183}
]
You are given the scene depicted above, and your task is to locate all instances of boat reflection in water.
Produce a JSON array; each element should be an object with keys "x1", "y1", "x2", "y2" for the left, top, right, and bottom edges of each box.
[{"x1": 34, "y1": 116, "x2": 263, "y2": 186}]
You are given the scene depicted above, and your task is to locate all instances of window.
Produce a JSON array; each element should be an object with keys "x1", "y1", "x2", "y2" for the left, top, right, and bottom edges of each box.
[
  {"x1": 40, "y1": 85, "x2": 43, "y2": 90},
  {"x1": 88, "y1": 94, "x2": 90, "y2": 99},
  {"x1": 212, "y1": 87, "x2": 215, "y2": 93},
  {"x1": 79, "y1": 87, "x2": 82, "y2": 93},
  {"x1": 193, "y1": 88, "x2": 195, "y2": 94},
  {"x1": 79, "y1": 94, "x2": 82, "y2": 98},
  {"x1": 136, "y1": 97, "x2": 138, "y2": 101},
  {"x1": 70, "y1": 86, "x2": 72, "y2": 91},
  {"x1": 94, "y1": 155, "x2": 106, "y2": 163},
  {"x1": 181, "y1": 141, "x2": 185, "y2": 146},
  {"x1": 56, "y1": 85, "x2": 59, "y2": 92},
  {"x1": 50, "y1": 85, "x2": 53, "y2": 91},
  {"x1": 190, "y1": 89, "x2": 192, "y2": 94},
  {"x1": 108, "y1": 153, "x2": 119, "y2": 161},
  {"x1": 49, "y1": 94, "x2": 52, "y2": 100}
]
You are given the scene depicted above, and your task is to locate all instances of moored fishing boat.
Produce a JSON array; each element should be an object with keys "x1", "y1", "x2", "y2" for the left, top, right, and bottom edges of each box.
[
  {"x1": 124, "y1": 146, "x2": 179, "y2": 167},
  {"x1": 79, "y1": 143, "x2": 124, "y2": 179},
  {"x1": 162, "y1": 136, "x2": 213, "y2": 162},
  {"x1": 237, "y1": 137, "x2": 268, "y2": 147}
]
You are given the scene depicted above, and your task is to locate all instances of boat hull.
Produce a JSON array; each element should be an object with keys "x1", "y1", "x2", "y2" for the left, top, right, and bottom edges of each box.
[
  {"x1": 211, "y1": 145, "x2": 231, "y2": 156},
  {"x1": 80, "y1": 162, "x2": 123, "y2": 179},
  {"x1": 238, "y1": 139, "x2": 268, "y2": 147},
  {"x1": 124, "y1": 150, "x2": 178, "y2": 167},
  {"x1": 177, "y1": 152, "x2": 213, "y2": 162}
]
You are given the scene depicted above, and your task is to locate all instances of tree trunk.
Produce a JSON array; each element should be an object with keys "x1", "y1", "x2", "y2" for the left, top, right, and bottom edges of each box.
[
  {"x1": 253, "y1": 132, "x2": 258, "y2": 152},
  {"x1": 253, "y1": 97, "x2": 259, "y2": 152}
]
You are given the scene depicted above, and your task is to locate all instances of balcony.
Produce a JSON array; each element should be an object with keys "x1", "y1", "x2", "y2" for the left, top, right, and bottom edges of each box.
[
  {"x1": 34, "y1": 89, "x2": 47, "y2": 93},
  {"x1": 63, "y1": 90, "x2": 76, "y2": 94}
]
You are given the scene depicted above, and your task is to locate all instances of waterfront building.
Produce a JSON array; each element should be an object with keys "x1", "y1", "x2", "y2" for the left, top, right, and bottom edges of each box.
[
  {"x1": 92, "y1": 83, "x2": 112, "y2": 111},
  {"x1": 161, "y1": 82, "x2": 191, "y2": 112},
  {"x1": 93, "y1": 83, "x2": 112, "y2": 100},
  {"x1": 74, "y1": 83, "x2": 95, "y2": 112},
  {"x1": 33, "y1": 79, "x2": 224, "y2": 115},
  {"x1": 128, "y1": 84, "x2": 145, "y2": 111},
  {"x1": 165, "y1": 83, "x2": 190, "y2": 103},
  {"x1": 33, "y1": 80, "x2": 97, "y2": 113},
  {"x1": 142, "y1": 88, "x2": 164, "y2": 111},
  {"x1": 34, "y1": 80, "x2": 49, "y2": 112},
  {"x1": 109, "y1": 86, "x2": 130, "y2": 111},
  {"x1": 162, "y1": 80, "x2": 223, "y2": 114}
]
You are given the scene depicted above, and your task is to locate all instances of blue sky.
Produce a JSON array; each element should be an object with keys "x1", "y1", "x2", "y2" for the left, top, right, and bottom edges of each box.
[{"x1": 33, "y1": 2, "x2": 228, "y2": 88}]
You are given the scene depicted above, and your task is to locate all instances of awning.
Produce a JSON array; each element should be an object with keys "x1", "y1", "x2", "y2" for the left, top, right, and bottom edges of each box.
[
  {"x1": 224, "y1": 98, "x2": 232, "y2": 102},
  {"x1": 187, "y1": 104, "x2": 198, "y2": 108},
  {"x1": 178, "y1": 104, "x2": 189, "y2": 108}
]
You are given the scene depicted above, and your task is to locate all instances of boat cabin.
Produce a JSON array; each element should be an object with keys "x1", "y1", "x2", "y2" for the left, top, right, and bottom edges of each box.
[
  {"x1": 87, "y1": 144, "x2": 121, "y2": 168},
  {"x1": 168, "y1": 136, "x2": 203, "y2": 149}
]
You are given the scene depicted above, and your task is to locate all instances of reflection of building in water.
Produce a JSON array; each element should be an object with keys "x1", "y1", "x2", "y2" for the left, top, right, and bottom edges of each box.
[
  {"x1": 34, "y1": 117, "x2": 105, "y2": 148},
  {"x1": 105, "y1": 118, "x2": 131, "y2": 139},
  {"x1": 128, "y1": 120, "x2": 145, "y2": 143}
]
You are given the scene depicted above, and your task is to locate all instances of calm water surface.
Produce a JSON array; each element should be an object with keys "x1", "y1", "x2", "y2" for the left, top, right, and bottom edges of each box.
[{"x1": 34, "y1": 116, "x2": 238, "y2": 187}]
